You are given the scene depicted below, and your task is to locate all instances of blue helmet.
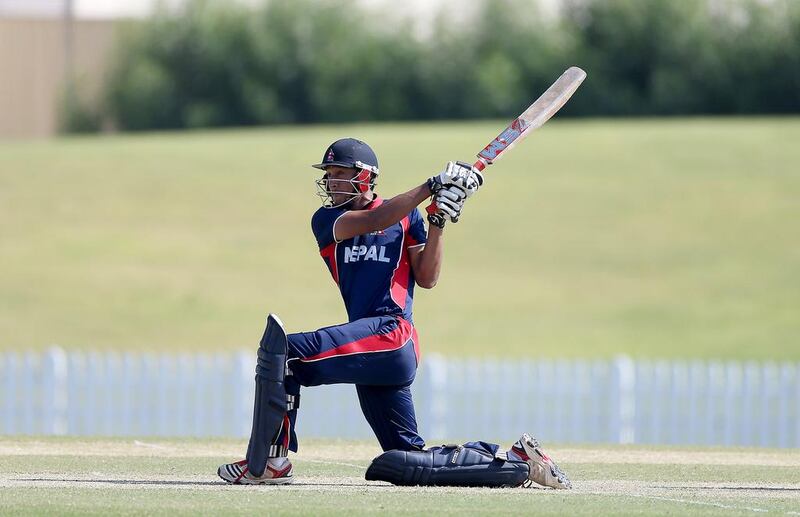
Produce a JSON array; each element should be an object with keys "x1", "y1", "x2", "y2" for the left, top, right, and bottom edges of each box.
[{"x1": 312, "y1": 138, "x2": 379, "y2": 175}]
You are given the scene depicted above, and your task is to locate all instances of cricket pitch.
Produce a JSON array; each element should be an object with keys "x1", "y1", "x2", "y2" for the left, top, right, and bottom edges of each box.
[{"x1": 2, "y1": 437, "x2": 799, "y2": 515}]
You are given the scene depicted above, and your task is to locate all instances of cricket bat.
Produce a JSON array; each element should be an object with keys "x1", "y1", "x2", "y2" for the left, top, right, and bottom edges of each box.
[{"x1": 428, "y1": 66, "x2": 587, "y2": 213}]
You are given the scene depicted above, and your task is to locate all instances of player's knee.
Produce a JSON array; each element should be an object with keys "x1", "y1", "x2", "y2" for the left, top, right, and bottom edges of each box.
[{"x1": 285, "y1": 333, "x2": 304, "y2": 359}]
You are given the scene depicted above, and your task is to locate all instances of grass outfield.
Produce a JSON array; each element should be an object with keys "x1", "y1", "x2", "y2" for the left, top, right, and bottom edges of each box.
[
  {"x1": 1, "y1": 118, "x2": 798, "y2": 358},
  {"x1": 1, "y1": 438, "x2": 799, "y2": 515}
]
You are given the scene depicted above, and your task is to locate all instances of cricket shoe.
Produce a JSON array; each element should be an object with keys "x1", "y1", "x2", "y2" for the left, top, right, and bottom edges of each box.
[
  {"x1": 509, "y1": 433, "x2": 572, "y2": 489},
  {"x1": 217, "y1": 457, "x2": 294, "y2": 485}
]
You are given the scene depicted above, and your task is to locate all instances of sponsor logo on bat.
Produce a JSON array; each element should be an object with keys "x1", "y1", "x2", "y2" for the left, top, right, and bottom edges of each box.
[{"x1": 478, "y1": 118, "x2": 531, "y2": 160}]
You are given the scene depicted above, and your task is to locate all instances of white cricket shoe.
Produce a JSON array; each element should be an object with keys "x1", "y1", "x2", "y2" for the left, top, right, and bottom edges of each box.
[
  {"x1": 217, "y1": 457, "x2": 294, "y2": 485},
  {"x1": 510, "y1": 433, "x2": 572, "y2": 489}
]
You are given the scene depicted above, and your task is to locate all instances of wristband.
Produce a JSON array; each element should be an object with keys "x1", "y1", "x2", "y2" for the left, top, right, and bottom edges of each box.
[
  {"x1": 427, "y1": 212, "x2": 446, "y2": 229},
  {"x1": 427, "y1": 177, "x2": 442, "y2": 195},
  {"x1": 425, "y1": 201, "x2": 446, "y2": 229}
]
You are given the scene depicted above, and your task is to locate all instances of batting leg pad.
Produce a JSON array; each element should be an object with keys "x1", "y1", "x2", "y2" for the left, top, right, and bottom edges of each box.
[
  {"x1": 365, "y1": 444, "x2": 530, "y2": 488},
  {"x1": 246, "y1": 314, "x2": 288, "y2": 478}
]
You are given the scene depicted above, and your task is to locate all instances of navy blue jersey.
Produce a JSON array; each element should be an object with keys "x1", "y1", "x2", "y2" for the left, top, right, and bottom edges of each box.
[{"x1": 311, "y1": 197, "x2": 428, "y2": 323}]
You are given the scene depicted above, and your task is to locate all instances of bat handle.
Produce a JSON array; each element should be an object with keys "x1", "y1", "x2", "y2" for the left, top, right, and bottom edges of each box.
[
  {"x1": 425, "y1": 199, "x2": 444, "y2": 221},
  {"x1": 472, "y1": 158, "x2": 488, "y2": 171},
  {"x1": 423, "y1": 158, "x2": 488, "y2": 218}
]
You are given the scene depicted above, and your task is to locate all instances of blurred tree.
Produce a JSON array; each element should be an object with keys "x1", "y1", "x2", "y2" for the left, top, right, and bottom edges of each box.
[{"x1": 85, "y1": 0, "x2": 800, "y2": 132}]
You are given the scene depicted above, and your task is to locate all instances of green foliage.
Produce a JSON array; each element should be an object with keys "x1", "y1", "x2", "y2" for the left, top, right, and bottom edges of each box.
[
  {"x1": 58, "y1": 83, "x2": 103, "y2": 133},
  {"x1": 563, "y1": 0, "x2": 800, "y2": 115},
  {"x1": 93, "y1": 0, "x2": 800, "y2": 131}
]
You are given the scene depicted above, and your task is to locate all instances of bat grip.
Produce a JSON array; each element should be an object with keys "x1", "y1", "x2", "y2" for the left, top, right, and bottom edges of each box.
[
  {"x1": 472, "y1": 159, "x2": 488, "y2": 171},
  {"x1": 425, "y1": 199, "x2": 440, "y2": 216}
]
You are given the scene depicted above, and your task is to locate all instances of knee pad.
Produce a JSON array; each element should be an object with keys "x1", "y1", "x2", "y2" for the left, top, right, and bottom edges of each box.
[
  {"x1": 365, "y1": 444, "x2": 529, "y2": 488},
  {"x1": 246, "y1": 314, "x2": 288, "y2": 477}
]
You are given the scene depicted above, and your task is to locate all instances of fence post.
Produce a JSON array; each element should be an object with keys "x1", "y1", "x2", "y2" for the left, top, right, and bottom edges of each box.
[
  {"x1": 778, "y1": 363, "x2": 792, "y2": 448},
  {"x1": 759, "y1": 362, "x2": 774, "y2": 447},
  {"x1": 614, "y1": 355, "x2": 636, "y2": 444},
  {"x1": 2, "y1": 353, "x2": 17, "y2": 434},
  {"x1": 209, "y1": 353, "x2": 226, "y2": 437},
  {"x1": 42, "y1": 346, "x2": 68, "y2": 435},
  {"x1": 176, "y1": 353, "x2": 190, "y2": 437},
  {"x1": 425, "y1": 353, "x2": 448, "y2": 440},
  {"x1": 120, "y1": 353, "x2": 134, "y2": 436},
  {"x1": 104, "y1": 352, "x2": 119, "y2": 436},
  {"x1": 796, "y1": 362, "x2": 800, "y2": 448},
  {"x1": 235, "y1": 351, "x2": 254, "y2": 438},
  {"x1": 742, "y1": 361, "x2": 756, "y2": 445},
  {"x1": 722, "y1": 362, "x2": 737, "y2": 446},
  {"x1": 193, "y1": 354, "x2": 207, "y2": 437},
  {"x1": 22, "y1": 353, "x2": 36, "y2": 434},
  {"x1": 2, "y1": 352, "x2": 19, "y2": 434},
  {"x1": 156, "y1": 354, "x2": 170, "y2": 437}
]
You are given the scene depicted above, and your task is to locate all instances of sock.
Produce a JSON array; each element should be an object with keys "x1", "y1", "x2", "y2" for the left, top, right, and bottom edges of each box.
[{"x1": 267, "y1": 456, "x2": 290, "y2": 469}]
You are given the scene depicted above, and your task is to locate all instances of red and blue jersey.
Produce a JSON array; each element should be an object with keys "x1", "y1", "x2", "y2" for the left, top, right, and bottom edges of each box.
[{"x1": 311, "y1": 197, "x2": 427, "y2": 323}]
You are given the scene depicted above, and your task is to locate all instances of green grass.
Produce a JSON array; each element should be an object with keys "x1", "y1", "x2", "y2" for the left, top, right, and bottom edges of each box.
[
  {"x1": 1, "y1": 437, "x2": 799, "y2": 516},
  {"x1": 1, "y1": 118, "x2": 799, "y2": 358}
]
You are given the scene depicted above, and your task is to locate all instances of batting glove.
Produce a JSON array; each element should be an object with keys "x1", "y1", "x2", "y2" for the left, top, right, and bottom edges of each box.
[
  {"x1": 426, "y1": 185, "x2": 466, "y2": 228},
  {"x1": 427, "y1": 161, "x2": 484, "y2": 197}
]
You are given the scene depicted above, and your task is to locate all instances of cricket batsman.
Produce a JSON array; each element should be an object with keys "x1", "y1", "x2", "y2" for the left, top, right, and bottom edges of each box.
[{"x1": 218, "y1": 138, "x2": 571, "y2": 488}]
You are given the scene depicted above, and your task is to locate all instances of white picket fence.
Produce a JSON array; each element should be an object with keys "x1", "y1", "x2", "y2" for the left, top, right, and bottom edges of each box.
[{"x1": 1, "y1": 348, "x2": 799, "y2": 447}]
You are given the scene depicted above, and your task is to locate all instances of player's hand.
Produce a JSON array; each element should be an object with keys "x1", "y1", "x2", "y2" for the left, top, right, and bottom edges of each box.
[
  {"x1": 427, "y1": 161, "x2": 484, "y2": 197},
  {"x1": 436, "y1": 187, "x2": 466, "y2": 222},
  {"x1": 426, "y1": 185, "x2": 465, "y2": 228}
]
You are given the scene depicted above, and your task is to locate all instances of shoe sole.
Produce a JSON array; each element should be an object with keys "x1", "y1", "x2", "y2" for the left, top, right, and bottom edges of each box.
[
  {"x1": 234, "y1": 476, "x2": 295, "y2": 485},
  {"x1": 218, "y1": 466, "x2": 295, "y2": 485},
  {"x1": 520, "y1": 434, "x2": 572, "y2": 489}
]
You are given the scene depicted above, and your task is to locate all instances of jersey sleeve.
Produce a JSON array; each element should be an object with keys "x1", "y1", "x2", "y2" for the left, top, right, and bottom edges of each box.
[
  {"x1": 406, "y1": 208, "x2": 428, "y2": 248},
  {"x1": 311, "y1": 207, "x2": 346, "y2": 249}
]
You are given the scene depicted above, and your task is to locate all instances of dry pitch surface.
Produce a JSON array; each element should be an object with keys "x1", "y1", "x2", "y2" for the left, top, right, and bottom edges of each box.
[{"x1": 1, "y1": 438, "x2": 799, "y2": 515}]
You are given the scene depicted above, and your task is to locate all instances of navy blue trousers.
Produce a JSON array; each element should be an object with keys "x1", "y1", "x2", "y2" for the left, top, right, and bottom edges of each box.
[{"x1": 271, "y1": 315, "x2": 426, "y2": 454}]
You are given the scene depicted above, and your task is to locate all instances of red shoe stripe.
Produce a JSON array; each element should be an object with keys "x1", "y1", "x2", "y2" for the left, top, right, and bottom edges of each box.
[
  {"x1": 511, "y1": 446, "x2": 530, "y2": 461},
  {"x1": 235, "y1": 464, "x2": 248, "y2": 483},
  {"x1": 267, "y1": 463, "x2": 292, "y2": 478}
]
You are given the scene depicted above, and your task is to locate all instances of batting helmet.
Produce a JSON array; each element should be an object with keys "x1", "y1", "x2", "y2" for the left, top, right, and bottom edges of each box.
[{"x1": 313, "y1": 138, "x2": 380, "y2": 207}]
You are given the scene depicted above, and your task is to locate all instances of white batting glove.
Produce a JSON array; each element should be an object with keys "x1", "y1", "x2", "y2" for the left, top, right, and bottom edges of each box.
[
  {"x1": 427, "y1": 161, "x2": 484, "y2": 197},
  {"x1": 434, "y1": 187, "x2": 466, "y2": 223}
]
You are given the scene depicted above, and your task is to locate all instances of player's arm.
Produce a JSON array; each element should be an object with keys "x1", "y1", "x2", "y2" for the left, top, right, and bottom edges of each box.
[
  {"x1": 410, "y1": 163, "x2": 484, "y2": 288},
  {"x1": 334, "y1": 162, "x2": 484, "y2": 242},
  {"x1": 408, "y1": 187, "x2": 461, "y2": 289},
  {"x1": 334, "y1": 183, "x2": 431, "y2": 242},
  {"x1": 408, "y1": 163, "x2": 484, "y2": 288},
  {"x1": 408, "y1": 225, "x2": 443, "y2": 289}
]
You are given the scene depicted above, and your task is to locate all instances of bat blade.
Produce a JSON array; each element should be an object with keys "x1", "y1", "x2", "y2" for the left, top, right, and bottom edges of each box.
[
  {"x1": 475, "y1": 66, "x2": 587, "y2": 169},
  {"x1": 425, "y1": 66, "x2": 586, "y2": 218}
]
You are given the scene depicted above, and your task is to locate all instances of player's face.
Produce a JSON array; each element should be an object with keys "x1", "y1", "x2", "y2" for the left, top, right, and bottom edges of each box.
[{"x1": 325, "y1": 166, "x2": 360, "y2": 205}]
